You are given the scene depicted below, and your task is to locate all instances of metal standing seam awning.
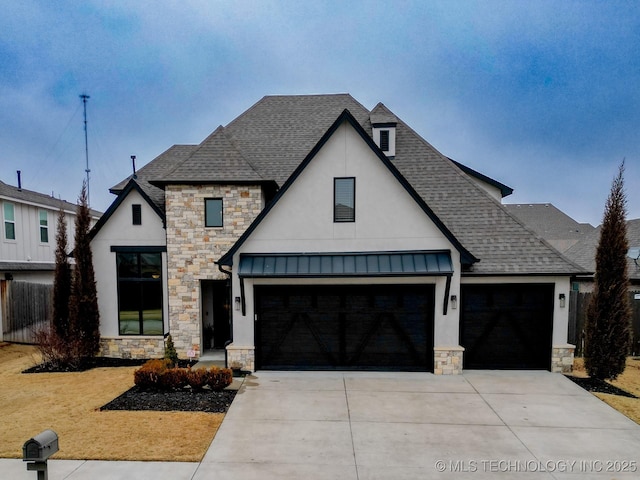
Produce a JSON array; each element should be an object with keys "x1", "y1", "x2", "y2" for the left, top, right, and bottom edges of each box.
[{"x1": 236, "y1": 251, "x2": 455, "y2": 315}]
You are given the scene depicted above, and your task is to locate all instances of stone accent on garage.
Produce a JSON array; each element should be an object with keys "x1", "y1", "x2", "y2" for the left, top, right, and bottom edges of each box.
[
  {"x1": 226, "y1": 344, "x2": 255, "y2": 372},
  {"x1": 434, "y1": 346, "x2": 464, "y2": 375},
  {"x1": 165, "y1": 184, "x2": 263, "y2": 357},
  {"x1": 99, "y1": 337, "x2": 164, "y2": 359},
  {"x1": 551, "y1": 344, "x2": 575, "y2": 373}
]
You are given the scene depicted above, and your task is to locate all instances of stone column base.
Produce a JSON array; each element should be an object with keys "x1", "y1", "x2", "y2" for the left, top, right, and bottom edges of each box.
[
  {"x1": 99, "y1": 337, "x2": 164, "y2": 359},
  {"x1": 551, "y1": 344, "x2": 575, "y2": 373},
  {"x1": 434, "y1": 346, "x2": 464, "y2": 375},
  {"x1": 226, "y1": 344, "x2": 255, "y2": 372}
]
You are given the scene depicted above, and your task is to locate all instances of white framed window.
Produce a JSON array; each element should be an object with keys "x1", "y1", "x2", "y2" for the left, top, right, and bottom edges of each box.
[
  {"x1": 39, "y1": 210, "x2": 49, "y2": 243},
  {"x1": 3, "y1": 202, "x2": 15, "y2": 240}
]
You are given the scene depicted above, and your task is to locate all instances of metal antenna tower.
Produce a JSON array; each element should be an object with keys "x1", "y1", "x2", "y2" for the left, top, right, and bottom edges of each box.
[{"x1": 80, "y1": 93, "x2": 91, "y2": 205}]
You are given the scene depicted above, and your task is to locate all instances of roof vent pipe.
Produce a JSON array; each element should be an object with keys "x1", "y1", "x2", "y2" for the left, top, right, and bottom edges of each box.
[
  {"x1": 17, "y1": 170, "x2": 22, "y2": 191},
  {"x1": 131, "y1": 155, "x2": 137, "y2": 179}
]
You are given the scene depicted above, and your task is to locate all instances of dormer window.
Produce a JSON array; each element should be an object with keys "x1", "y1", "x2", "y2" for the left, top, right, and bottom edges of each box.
[{"x1": 370, "y1": 104, "x2": 397, "y2": 157}]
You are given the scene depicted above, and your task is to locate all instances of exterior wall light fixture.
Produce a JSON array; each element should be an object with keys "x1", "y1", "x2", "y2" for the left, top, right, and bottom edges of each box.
[
  {"x1": 559, "y1": 293, "x2": 566, "y2": 308},
  {"x1": 234, "y1": 297, "x2": 241, "y2": 311},
  {"x1": 450, "y1": 295, "x2": 458, "y2": 310}
]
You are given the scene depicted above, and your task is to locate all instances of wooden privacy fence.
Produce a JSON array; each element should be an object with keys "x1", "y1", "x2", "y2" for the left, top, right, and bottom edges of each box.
[
  {"x1": 568, "y1": 290, "x2": 640, "y2": 357},
  {"x1": 1, "y1": 280, "x2": 53, "y2": 344}
]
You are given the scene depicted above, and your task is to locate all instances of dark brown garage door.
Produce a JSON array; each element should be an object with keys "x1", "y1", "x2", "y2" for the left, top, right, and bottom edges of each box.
[
  {"x1": 255, "y1": 284, "x2": 434, "y2": 371},
  {"x1": 460, "y1": 284, "x2": 554, "y2": 370}
]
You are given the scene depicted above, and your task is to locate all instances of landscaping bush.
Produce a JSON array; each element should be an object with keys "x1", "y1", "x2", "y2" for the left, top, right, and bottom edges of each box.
[
  {"x1": 207, "y1": 366, "x2": 233, "y2": 391},
  {"x1": 164, "y1": 334, "x2": 178, "y2": 367},
  {"x1": 134, "y1": 360, "x2": 233, "y2": 392},
  {"x1": 186, "y1": 367, "x2": 209, "y2": 391},
  {"x1": 134, "y1": 359, "x2": 172, "y2": 388}
]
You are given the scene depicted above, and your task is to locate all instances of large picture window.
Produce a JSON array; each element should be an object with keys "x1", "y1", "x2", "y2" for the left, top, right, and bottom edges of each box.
[
  {"x1": 116, "y1": 252, "x2": 163, "y2": 335},
  {"x1": 334, "y1": 177, "x2": 355, "y2": 222}
]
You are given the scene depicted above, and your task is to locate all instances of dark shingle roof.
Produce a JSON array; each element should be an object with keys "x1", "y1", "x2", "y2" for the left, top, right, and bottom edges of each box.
[
  {"x1": 0, "y1": 180, "x2": 101, "y2": 216},
  {"x1": 110, "y1": 145, "x2": 197, "y2": 212},
  {"x1": 505, "y1": 203, "x2": 595, "y2": 252},
  {"x1": 111, "y1": 94, "x2": 584, "y2": 275},
  {"x1": 565, "y1": 218, "x2": 640, "y2": 280}
]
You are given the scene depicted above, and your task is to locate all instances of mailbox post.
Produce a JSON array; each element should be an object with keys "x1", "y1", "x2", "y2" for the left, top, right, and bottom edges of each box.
[{"x1": 23, "y1": 430, "x2": 58, "y2": 480}]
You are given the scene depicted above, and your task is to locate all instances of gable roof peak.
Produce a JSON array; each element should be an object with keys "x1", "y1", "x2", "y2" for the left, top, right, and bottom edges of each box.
[{"x1": 370, "y1": 103, "x2": 397, "y2": 125}]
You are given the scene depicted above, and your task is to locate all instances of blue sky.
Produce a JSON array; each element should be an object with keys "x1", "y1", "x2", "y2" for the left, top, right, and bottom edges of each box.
[{"x1": 1, "y1": 0, "x2": 638, "y2": 226}]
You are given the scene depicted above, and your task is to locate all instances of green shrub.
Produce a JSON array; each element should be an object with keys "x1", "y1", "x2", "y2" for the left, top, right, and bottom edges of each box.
[
  {"x1": 207, "y1": 367, "x2": 233, "y2": 391},
  {"x1": 164, "y1": 334, "x2": 179, "y2": 367}
]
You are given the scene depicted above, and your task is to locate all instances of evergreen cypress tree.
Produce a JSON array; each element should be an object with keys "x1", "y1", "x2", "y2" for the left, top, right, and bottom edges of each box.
[
  {"x1": 584, "y1": 162, "x2": 632, "y2": 380},
  {"x1": 52, "y1": 205, "x2": 71, "y2": 340},
  {"x1": 68, "y1": 183, "x2": 101, "y2": 360}
]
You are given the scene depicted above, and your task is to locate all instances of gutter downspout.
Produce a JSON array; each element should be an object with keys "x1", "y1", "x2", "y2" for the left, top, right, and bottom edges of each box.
[{"x1": 217, "y1": 263, "x2": 233, "y2": 368}]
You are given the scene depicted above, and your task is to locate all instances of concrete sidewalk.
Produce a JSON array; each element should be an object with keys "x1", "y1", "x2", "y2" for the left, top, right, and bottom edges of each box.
[{"x1": 4, "y1": 370, "x2": 640, "y2": 479}]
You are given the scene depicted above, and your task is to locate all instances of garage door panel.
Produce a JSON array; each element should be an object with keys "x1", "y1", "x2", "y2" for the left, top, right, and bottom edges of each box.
[
  {"x1": 460, "y1": 284, "x2": 553, "y2": 370},
  {"x1": 255, "y1": 285, "x2": 434, "y2": 371}
]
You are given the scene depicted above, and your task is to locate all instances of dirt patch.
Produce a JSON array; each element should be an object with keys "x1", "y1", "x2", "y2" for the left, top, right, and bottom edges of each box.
[{"x1": 565, "y1": 375, "x2": 638, "y2": 398}]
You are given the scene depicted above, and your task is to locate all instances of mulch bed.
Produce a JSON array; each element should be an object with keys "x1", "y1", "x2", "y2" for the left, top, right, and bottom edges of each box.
[
  {"x1": 565, "y1": 375, "x2": 638, "y2": 398},
  {"x1": 100, "y1": 385, "x2": 237, "y2": 413},
  {"x1": 23, "y1": 357, "x2": 236, "y2": 413}
]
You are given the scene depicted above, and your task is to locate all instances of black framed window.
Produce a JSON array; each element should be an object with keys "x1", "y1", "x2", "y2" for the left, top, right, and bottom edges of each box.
[
  {"x1": 116, "y1": 252, "x2": 163, "y2": 335},
  {"x1": 132, "y1": 204, "x2": 142, "y2": 225},
  {"x1": 334, "y1": 177, "x2": 355, "y2": 222},
  {"x1": 380, "y1": 130, "x2": 390, "y2": 152},
  {"x1": 205, "y1": 198, "x2": 223, "y2": 227}
]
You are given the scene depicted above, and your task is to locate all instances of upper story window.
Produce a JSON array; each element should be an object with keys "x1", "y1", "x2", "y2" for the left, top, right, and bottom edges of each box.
[
  {"x1": 39, "y1": 210, "x2": 49, "y2": 243},
  {"x1": 334, "y1": 177, "x2": 355, "y2": 222},
  {"x1": 3, "y1": 202, "x2": 15, "y2": 240},
  {"x1": 205, "y1": 198, "x2": 223, "y2": 227},
  {"x1": 132, "y1": 204, "x2": 142, "y2": 225}
]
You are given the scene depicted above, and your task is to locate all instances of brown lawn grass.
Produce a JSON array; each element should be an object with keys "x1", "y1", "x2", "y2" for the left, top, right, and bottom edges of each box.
[
  {"x1": 572, "y1": 356, "x2": 640, "y2": 425},
  {"x1": 0, "y1": 343, "x2": 223, "y2": 462}
]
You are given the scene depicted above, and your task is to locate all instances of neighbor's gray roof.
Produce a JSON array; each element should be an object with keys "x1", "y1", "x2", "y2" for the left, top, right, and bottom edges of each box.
[
  {"x1": 111, "y1": 94, "x2": 584, "y2": 275},
  {"x1": 564, "y1": 218, "x2": 640, "y2": 280},
  {"x1": 0, "y1": 180, "x2": 101, "y2": 217},
  {"x1": 505, "y1": 203, "x2": 595, "y2": 253}
]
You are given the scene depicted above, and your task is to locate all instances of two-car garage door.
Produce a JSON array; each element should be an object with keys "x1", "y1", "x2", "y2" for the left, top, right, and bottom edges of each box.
[{"x1": 255, "y1": 284, "x2": 434, "y2": 371}]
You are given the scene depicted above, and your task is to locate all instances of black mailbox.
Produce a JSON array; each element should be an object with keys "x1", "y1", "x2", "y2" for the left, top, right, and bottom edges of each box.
[{"x1": 23, "y1": 430, "x2": 59, "y2": 462}]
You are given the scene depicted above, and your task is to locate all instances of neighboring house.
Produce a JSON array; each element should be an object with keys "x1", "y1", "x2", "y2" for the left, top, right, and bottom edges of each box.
[
  {"x1": 563, "y1": 218, "x2": 640, "y2": 292},
  {"x1": 91, "y1": 94, "x2": 585, "y2": 373},
  {"x1": 505, "y1": 203, "x2": 595, "y2": 253},
  {"x1": 0, "y1": 179, "x2": 101, "y2": 341}
]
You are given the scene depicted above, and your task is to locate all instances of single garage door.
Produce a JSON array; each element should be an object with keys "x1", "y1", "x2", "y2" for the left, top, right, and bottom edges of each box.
[
  {"x1": 460, "y1": 284, "x2": 554, "y2": 370},
  {"x1": 255, "y1": 284, "x2": 434, "y2": 371}
]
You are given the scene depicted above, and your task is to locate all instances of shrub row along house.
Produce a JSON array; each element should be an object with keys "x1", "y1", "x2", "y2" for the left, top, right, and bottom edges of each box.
[{"x1": 91, "y1": 94, "x2": 584, "y2": 374}]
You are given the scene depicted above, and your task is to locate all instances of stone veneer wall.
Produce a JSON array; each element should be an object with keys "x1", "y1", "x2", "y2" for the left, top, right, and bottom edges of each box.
[
  {"x1": 227, "y1": 345, "x2": 255, "y2": 372},
  {"x1": 551, "y1": 344, "x2": 575, "y2": 373},
  {"x1": 165, "y1": 184, "x2": 263, "y2": 358},
  {"x1": 434, "y1": 346, "x2": 464, "y2": 375},
  {"x1": 99, "y1": 337, "x2": 164, "y2": 359}
]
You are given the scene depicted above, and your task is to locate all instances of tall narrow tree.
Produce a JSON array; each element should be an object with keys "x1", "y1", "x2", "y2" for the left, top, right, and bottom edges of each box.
[
  {"x1": 52, "y1": 205, "x2": 71, "y2": 340},
  {"x1": 585, "y1": 161, "x2": 632, "y2": 380},
  {"x1": 68, "y1": 182, "x2": 100, "y2": 359}
]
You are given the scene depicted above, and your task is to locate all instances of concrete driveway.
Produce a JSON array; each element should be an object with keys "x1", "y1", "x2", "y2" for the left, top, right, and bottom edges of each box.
[
  {"x1": 195, "y1": 370, "x2": 640, "y2": 479},
  {"x1": 4, "y1": 370, "x2": 640, "y2": 479}
]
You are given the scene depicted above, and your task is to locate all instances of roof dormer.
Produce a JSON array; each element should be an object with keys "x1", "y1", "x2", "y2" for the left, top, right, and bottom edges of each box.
[{"x1": 370, "y1": 103, "x2": 397, "y2": 158}]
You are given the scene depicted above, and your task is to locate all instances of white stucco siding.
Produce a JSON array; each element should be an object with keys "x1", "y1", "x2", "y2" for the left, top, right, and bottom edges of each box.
[
  {"x1": 91, "y1": 190, "x2": 167, "y2": 338},
  {"x1": 243, "y1": 122, "x2": 453, "y2": 252},
  {"x1": 230, "y1": 120, "x2": 462, "y2": 348},
  {"x1": 461, "y1": 275, "x2": 571, "y2": 346}
]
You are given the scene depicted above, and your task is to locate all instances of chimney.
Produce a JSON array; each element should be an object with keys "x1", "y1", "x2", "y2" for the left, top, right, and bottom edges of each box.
[{"x1": 17, "y1": 170, "x2": 22, "y2": 191}]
